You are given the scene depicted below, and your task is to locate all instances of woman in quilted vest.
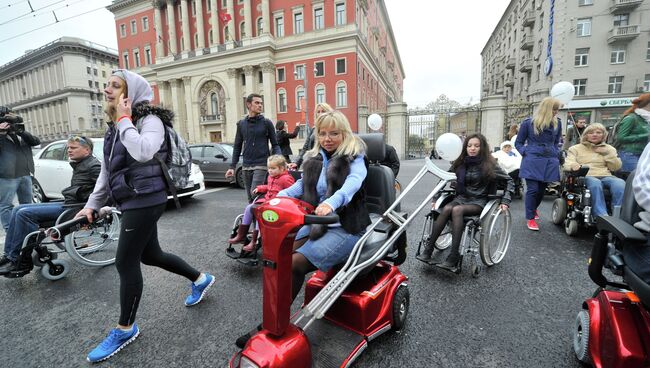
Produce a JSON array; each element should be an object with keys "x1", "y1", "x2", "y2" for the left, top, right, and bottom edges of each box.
[
  {"x1": 77, "y1": 70, "x2": 214, "y2": 363},
  {"x1": 564, "y1": 123, "x2": 624, "y2": 219}
]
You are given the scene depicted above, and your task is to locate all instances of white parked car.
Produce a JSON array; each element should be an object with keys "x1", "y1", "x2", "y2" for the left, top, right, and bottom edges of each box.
[{"x1": 32, "y1": 138, "x2": 205, "y2": 203}]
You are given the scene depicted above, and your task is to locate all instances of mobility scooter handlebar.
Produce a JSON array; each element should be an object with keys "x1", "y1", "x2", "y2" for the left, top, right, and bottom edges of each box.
[
  {"x1": 48, "y1": 216, "x2": 91, "y2": 241},
  {"x1": 304, "y1": 214, "x2": 339, "y2": 225}
]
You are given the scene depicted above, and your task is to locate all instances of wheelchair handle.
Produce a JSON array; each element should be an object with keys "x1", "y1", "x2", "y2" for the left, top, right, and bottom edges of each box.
[
  {"x1": 48, "y1": 216, "x2": 90, "y2": 241},
  {"x1": 304, "y1": 214, "x2": 339, "y2": 225}
]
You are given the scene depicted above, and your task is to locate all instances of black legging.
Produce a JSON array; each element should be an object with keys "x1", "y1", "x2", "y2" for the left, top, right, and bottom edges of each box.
[
  {"x1": 430, "y1": 202, "x2": 482, "y2": 256},
  {"x1": 115, "y1": 203, "x2": 200, "y2": 326},
  {"x1": 291, "y1": 252, "x2": 316, "y2": 301}
]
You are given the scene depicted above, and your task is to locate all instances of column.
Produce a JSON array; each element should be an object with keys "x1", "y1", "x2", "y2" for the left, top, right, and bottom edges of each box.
[
  {"x1": 243, "y1": 65, "x2": 254, "y2": 96},
  {"x1": 170, "y1": 79, "x2": 187, "y2": 140},
  {"x1": 262, "y1": 0, "x2": 270, "y2": 34},
  {"x1": 195, "y1": 0, "x2": 206, "y2": 50},
  {"x1": 260, "y1": 62, "x2": 276, "y2": 122},
  {"x1": 46, "y1": 64, "x2": 54, "y2": 94},
  {"x1": 387, "y1": 103, "x2": 408, "y2": 159},
  {"x1": 182, "y1": 76, "x2": 197, "y2": 142},
  {"x1": 158, "y1": 80, "x2": 170, "y2": 108},
  {"x1": 225, "y1": 68, "x2": 239, "y2": 141},
  {"x1": 243, "y1": 0, "x2": 252, "y2": 39},
  {"x1": 154, "y1": 5, "x2": 165, "y2": 58},
  {"x1": 358, "y1": 105, "x2": 368, "y2": 134},
  {"x1": 166, "y1": 0, "x2": 178, "y2": 55},
  {"x1": 210, "y1": 0, "x2": 220, "y2": 45},
  {"x1": 180, "y1": 0, "x2": 191, "y2": 53}
]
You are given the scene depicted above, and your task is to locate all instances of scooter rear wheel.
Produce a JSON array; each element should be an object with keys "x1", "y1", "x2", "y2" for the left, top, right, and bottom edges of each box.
[
  {"x1": 391, "y1": 286, "x2": 410, "y2": 331},
  {"x1": 572, "y1": 310, "x2": 591, "y2": 364}
]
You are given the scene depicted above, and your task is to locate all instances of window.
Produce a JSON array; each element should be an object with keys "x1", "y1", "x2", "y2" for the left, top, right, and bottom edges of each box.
[
  {"x1": 613, "y1": 14, "x2": 629, "y2": 27},
  {"x1": 258, "y1": 71, "x2": 263, "y2": 84},
  {"x1": 644, "y1": 74, "x2": 650, "y2": 92},
  {"x1": 574, "y1": 79, "x2": 587, "y2": 96},
  {"x1": 142, "y1": 16, "x2": 149, "y2": 32},
  {"x1": 574, "y1": 48, "x2": 589, "y2": 66},
  {"x1": 294, "y1": 12, "x2": 304, "y2": 34},
  {"x1": 41, "y1": 143, "x2": 66, "y2": 161},
  {"x1": 194, "y1": 33, "x2": 199, "y2": 47},
  {"x1": 257, "y1": 17, "x2": 264, "y2": 36},
  {"x1": 315, "y1": 84, "x2": 325, "y2": 104},
  {"x1": 102, "y1": 70, "x2": 106, "y2": 78},
  {"x1": 93, "y1": 68, "x2": 98, "y2": 76},
  {"x1": 296, "y1": 87, "x2": 305, "y2": 111},
  {"x1": 610, "y1": 47, "x2": 625, "y2": 64},
  {"x1": 336, "y1": 82, "x2": 347, "y2": 107},
  {"x1": 278, "y1": 89, "x2": 287, "y2": 112},
  {"x1": 206, "y1": 0, "x2": 211, "y2": 11},
  {"x1": 191, "y1": 0, "x2": 196, "y2": 16},
  {"x1": 189, "y1": 146, "x2": 203, "y2": 158},
  {"x1": 577, "y1": 18, "x2": 591, "y2": 37},
  {"x1": 295, "y1": 64, "x2": 305, "y2": 80},
  {"x1": 86, "y1": 66, "x2": 91, "y2": 74},
  {"x1": 122, "y1": 53, "x2": 129, "y2": 69},
  {"x1": 241, "y1": 73, "x2": 246, "y2": 86},
  {"x1": 335, "y1": 58, "x2": 346, "y2": 74},
  {"x1": 315, "y1": 61, "x2": 324, "y2": 77},
  {"x1": 221, "y1": 0, "x2": 226, "y2": 7},
  {"x1": 130, "y1": 20, "x2": 137, "y2": 35},
  {"x1": 335, "y1": 3, "x2": 346, "y2": 26},
  {"x1": 240, "y1": 22, "x2": 246, "y2": 38},
  {"x1": 647, "y1": 42, "x2": 650, "y2": 60},
  {"x1": 120, "y1": 24, "x2": 126, "y2": 37},
  {"x1": 209, "y1": 30, "x2": 213, "y2": 44},
  {"x1": 210, "y1": 93, "x2": 219, "y2": 115},
  {"x1": 88, "y1": 80, "x2": 93, "y2": 88},
  {"x1": 314, "y1": 7, "x2": 324, "y2": 30},
  {"x1": 274, "y1": 16, "x2": 284, "y2": 37},
  {"x1": 144, "y1": 47, "x2": 152, "y2": 65},
  {"x1": 578, "y1": 0, "x2": 592, "y2": 5},
  {"x1": 277, "y1": 67, "x2": 285, "y2": 82},
  {"x1": 224, "y1": 26, "x2": 230, "y2": 41},
  {"x1": 608, "y1": 76, "x2": 623, "y2": 94}
]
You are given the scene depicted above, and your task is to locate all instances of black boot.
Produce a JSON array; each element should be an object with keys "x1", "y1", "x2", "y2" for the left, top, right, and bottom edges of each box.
[
  {"x1": 416, "y1": 240, "x2": 434, "y2": 264},
  {"x1": 0, "y1": 256, "x2": 17, "y2": 276},
  {"x1": 235, "y1": 323, "x2": 263, "y2": 349},
  {"x1": 437, "y1": 243, "x2": 461, "y2": 274}
]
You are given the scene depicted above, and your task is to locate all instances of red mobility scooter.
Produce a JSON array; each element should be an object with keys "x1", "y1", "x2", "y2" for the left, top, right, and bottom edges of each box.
[
  {"x1": 229, "y1": 134, "x2": 456, "y2": 368},
  {"x1": 572, "y1": 170, "x2": 650, "y2": 367}
]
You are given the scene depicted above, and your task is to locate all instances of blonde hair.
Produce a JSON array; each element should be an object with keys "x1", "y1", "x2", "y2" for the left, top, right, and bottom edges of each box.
[
  {"x1": 580, "y1": 123, "x2": 607, "y2": 144},
  {"x1": 314, "y1": 102, "x2": 333, "y2": 121},
  {"x1": 267, "y1": 154, "x2": 288, "y2": 168},
  {"x1": 532, "y1": 97, "x2": 562, "y2": 135},
  {"x1": 308, "y1": 110, "x2": 366, "y2": 157}
]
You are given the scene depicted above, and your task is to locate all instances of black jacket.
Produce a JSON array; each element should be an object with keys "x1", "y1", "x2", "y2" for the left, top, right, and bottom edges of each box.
[
  {"x1": 277, "y1": 126, "x2": 300, "y2": 156},
  {"x1": 0, "y1": 131, "x2": 40, "y2": 179},
  {"x1": 380, "y1": 144, "x2": 400, "y2": 177},
  {"x1": 455, "y1": 164, "x2": 514, "y2": 207},
  {"x1": 231, "y1": 114, "x2": 281, "y2": 168},
  {"x1": 62, "y1": 155, "x2": 102, "y2": 204},
  {"x1": 296, "y1": 127, "x2": 316, "y2": 168}
]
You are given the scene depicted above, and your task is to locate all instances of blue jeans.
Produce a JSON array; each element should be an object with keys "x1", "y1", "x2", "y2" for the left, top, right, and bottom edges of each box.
[
  {"x1": 3, "y1": 202, "x2": 64, "y2": 261},
  {"x1": 295, "y1": 225, "x2": 363, "y2": 271},
  {"x1": 0, "y1": 176, "x2": 33, "y2": 232},
  {"x1": 524, "y1": 179, "x2": 547, "y2": 220},
  {"x1": 619, "y1": 150, "x2": 640, "y2": 173},
  {"x1": 623, "y1": 233, "x2": 650, "y2": 283},
  {"x1": 584, "y1": 176, "x2": 625, "y2": 218}
]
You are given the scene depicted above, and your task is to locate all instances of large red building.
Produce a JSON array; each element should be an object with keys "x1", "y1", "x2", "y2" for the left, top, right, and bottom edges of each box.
[{"x1": 107, "y1": 0, "x2": 404, "y2": 144}]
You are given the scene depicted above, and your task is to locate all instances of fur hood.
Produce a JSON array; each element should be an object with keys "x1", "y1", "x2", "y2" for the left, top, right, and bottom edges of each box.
[{"x1": 131, "y1": 102, "x2": 175, "y2": 128}]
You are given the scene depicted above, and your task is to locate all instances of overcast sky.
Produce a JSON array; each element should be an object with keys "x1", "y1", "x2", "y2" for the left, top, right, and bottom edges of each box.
[{"x1": 0, "y1": 0, "x2": 511, "y2": 108}]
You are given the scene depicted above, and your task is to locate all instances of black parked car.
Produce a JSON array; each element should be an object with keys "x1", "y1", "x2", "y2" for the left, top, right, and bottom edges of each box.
[{"x1": 188, "y1": 143, "x2": 244, "y2": 188}]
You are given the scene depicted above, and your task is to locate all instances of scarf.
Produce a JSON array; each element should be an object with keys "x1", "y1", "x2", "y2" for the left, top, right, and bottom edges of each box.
[
  {"x1": 635, "y1": 108, "x2": 650, "y2": 124},
  {"x1": 456, "y1": 156, "x2": 482, "y2": 195}
]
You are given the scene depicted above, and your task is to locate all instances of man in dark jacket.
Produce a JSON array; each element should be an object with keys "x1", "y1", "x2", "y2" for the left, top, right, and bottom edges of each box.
[
  {"x1": 0, "y1": 136, "x2": 101, "y2": 275},
  {"x1": 380, "y1": 144, "x2": 400, "y2": 178},
  {"x1": 226, "y1": 93, "x2": 281, "y2": 202},
  {"x1": 0, "y1": 118, "x2": 40, "y2": 232}
]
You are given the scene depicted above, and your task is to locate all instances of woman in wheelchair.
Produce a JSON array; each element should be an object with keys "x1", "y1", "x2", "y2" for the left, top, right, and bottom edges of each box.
[
  {"x1": 416, "y1": 133, "x2": 514, "y2": 272},
  {"x1": 564, "y1": 123, "x2": 625, "y2": 219},
  {"x1": 235, "y1": 110, "x2": 369, "y2": 348}
]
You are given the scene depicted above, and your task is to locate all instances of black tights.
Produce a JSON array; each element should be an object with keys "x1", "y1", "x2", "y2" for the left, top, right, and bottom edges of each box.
[
  {"x1": 430, "y1": 203, "x2": 482, "y2": 257},
  {"x1": 115, "y1": 204, "x2": 200, "y2": 326},
  {"x1": 291, "y1": 252, "x2": 316, "y2": 302}
]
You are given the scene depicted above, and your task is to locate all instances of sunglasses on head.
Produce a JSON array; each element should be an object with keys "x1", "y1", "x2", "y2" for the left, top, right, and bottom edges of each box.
[{"x1": 68, "y1": 136, "x2": 90, "y2": 146}]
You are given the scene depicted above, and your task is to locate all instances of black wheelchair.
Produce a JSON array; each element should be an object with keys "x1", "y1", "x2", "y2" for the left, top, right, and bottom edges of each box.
[
  {"x1": 6, "y1": 204, "x2": 121, "y2": 280},
  {"x1": 551, "y1": 166, "x2": 613, "y2": 236},
  {"x1": 415, "y1": 181, "x2": 512, "y2": 277}
]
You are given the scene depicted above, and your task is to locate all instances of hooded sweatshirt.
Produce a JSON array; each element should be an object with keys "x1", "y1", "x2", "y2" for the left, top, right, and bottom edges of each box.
[{"x1": 85, "y1": 69, "x2": 167, "y2": 211}]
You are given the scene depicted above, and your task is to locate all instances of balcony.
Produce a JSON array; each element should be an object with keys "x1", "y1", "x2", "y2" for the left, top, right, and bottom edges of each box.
[
  {"x1": 504, "y1": 76, "x2": 514, "y2": 87},
  {"x1": 519, "y1": 57, "x2": 533, "y2": 72},
  {"x1": 200, "y1": 115, "x2": 223, "y2": 124},
  {"x1": 505, "y1": 57, "x2": 516, "y2": 69},
  {"x1": 522, "y1": 10, "x2": 535, "y2": 27},
  {"x1": 610, "y1": 0, "x2": 643, "y2": 13},
  {"x1": 607, "y1": 25, "x2": 640, "y2": 43},
  {"x1": 520, "y1": 35, "x2": 533, "y2": 50}
]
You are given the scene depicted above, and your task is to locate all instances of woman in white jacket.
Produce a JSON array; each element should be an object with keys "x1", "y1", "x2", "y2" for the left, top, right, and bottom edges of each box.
[{"x1": 492, "y1": 141, "x2": 522, "y2": 197}]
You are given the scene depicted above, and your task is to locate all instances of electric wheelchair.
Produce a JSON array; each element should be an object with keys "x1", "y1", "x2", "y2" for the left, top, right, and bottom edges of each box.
[
  {"x1": 415, "y1": 179, "x2": 512, "y2": 277},
  {"x1": 572, "y1": 170, "x2": 650, "y2": 367},
  {"x1": 5, "y1": 204, "x2": 121, "y2": 280},
  {"x1": 551, "y1": 166, "x2": 614, "y2": 236}
]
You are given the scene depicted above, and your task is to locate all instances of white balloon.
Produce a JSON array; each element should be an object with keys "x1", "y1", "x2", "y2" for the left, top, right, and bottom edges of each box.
[
  {"x1": 435, "y1": 133, "x2": 463, "y2": 162},
  {"x1": 368, "y1": 113, "x2": 383, "y2": 131},
  {"x1": 550, "y1": 81, "x2": 575, "y2": 104}
]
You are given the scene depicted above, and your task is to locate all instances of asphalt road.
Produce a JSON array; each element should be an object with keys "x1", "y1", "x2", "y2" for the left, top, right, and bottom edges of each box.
[{"x1": 0, "y1": 159, "x2": 595, "y2": 367}]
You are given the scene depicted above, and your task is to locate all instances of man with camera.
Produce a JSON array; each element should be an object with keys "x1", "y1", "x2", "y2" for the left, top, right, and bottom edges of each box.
[{"x1": 0, "y1": 107, "x2": 40, "y2": 233}]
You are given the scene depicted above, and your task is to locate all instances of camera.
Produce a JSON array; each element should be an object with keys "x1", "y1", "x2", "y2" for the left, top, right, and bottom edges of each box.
[{"x1": 0, "y1": 106, "x2": 25, "y2": 134}]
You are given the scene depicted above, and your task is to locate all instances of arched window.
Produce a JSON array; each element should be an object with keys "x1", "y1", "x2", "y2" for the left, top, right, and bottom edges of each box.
[
  {"x1": 210, "y1": 92, "x2": 219, "y2": 115},
  {"x1": 240, "y1": 21, "x2": 246, "y2": 38},
  {"x1": 256, "y1": 17, "x2": 264, "y2": 36},
  {"x1": 295, "y1": 86, "x2": 305, "y2": 112},
  {"x1": 315, "y1": 84, "x2": 325, "y2": 104},
  {"x1": 277, "y1": 88, "x2": 287, "y2": 113},
  {"x1": 336, "y1": 81, "x2": 347, "y2": 107}
]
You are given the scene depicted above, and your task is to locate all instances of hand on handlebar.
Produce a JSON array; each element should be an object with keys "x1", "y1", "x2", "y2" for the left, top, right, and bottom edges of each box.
[
  {"x1": 315, "y1": 203, "x2": 333, "y2": 216},
  {"x1": 75, "y1": 208, "x2": 96, "y2": 224}
]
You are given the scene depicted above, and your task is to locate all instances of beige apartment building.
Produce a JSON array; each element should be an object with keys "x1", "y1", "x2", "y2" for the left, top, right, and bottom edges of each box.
[
  {"x1": 480, "y1": 0, "x2": 650, "y2": 148},
  {"x1": 0, "y1": 37, "x2": 119, "y2": 143}
]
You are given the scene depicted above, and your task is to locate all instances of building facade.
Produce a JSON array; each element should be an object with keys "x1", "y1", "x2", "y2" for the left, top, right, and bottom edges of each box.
[
  {"x1": 480, "y1": 0, "x2": 650, "y2": 148},
  {"x1": 0, "y1": 37, "x2": 119, "y2": 142},
  {"x1": 107, "y1": 0, "x2": 404, "y2": 147}
]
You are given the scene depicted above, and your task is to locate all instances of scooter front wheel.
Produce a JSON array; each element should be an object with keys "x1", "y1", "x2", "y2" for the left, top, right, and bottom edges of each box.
[
  {"x1": 573, "y1": 310, "x2": 591, "y2": 364},
  {"x1": 391, "y1": 286, "x2": 410, "y2": 331}
]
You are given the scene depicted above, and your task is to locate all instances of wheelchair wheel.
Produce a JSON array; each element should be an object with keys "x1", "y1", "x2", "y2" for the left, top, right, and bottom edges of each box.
[
  {"x1": 61, "y1": 210, "x2": 121, "y2": 267},
  {"x1": 565, "y1": 219, "x2": 579, "y2": 237},
  {"x1": 41, "y1": 259, "x2": 70, "y2": 281},
  {"x1": 551, "y1": 198, "x2": 567, "y2": 225},
  {"x1": 479, "y1": 205, "x2": 511, "y2": 266},
  {"x1": 572, "y1": 310, "x2": 591, "y2": 364},
  {"x1": 433, "y1": 223, "x2": 452, "y2": 250}
]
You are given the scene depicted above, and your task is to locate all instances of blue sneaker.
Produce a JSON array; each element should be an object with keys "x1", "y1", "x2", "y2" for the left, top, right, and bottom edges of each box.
[
  {"x1": 87, "y1": 324, "x2": 140, "y2": 363},
  {"x1": 185, "y1": 273, "x2": 215, "y2": 306}
]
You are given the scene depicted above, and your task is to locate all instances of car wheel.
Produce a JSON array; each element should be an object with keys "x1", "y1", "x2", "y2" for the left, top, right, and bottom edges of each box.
[
  {"x1": 236, "y1": 168, "x2": 245, "y2": 189},
  {"x1": 32, "y1": 179, "x2": 47, "y2": 203}
]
